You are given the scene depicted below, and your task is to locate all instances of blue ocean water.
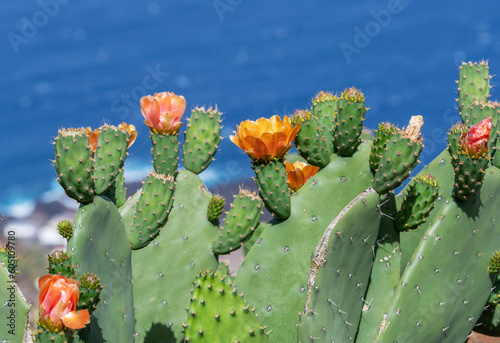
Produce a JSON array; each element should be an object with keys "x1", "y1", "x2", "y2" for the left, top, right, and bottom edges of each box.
[{"x1": 1, "y1": 0, "x2": 500, "y2": 216}]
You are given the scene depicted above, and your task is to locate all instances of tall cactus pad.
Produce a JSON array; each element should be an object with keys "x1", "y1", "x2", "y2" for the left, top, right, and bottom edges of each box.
[
  {"x1": 297, "y1": 188, "x2": 380, "y2": 342},
  {"x1": 293, "y1": 110, "x2": 332, "y2": 167},
  {"x1": 93, "y1": 124, "x2": 130, "y2": 195},
  {"x1": 67, "y1": 196, "x2": 135, "y2": 343},
  {"x1": 0, "y1": 264, "x2": 30, "y2": 343},
  {"x1": 151, "y1": 133, "x2": 180, "y2": 176},
  {"x1": 458, "y1": 60, "x2": 491, "y2": 123},
  {"x1": 184, "y1": 271, "x2": 266, "y2": 342},
  {"x1": 130, "y1": 170, "x2": 218, "y2": 343},
  {"x1": 334, "y1": 87, "x2": 366, "y2": 156},
  {"x1": 207, "y1": 195, "x2": 225, "y2": 222},
  {"x1": 356, "y1": 192, "x2": 401, "y2": 343},
  {"x1": 54, "y1": 128, "x2": 95, "y2": 203},
  {"x1": 183, "y1": 107, "x2": 222, "y2": 174},
  {"x1": 311, "y1": 91, "x2": 338, "y2": 142},
  {"x1": 129, "y1": 172, "x2": 175, "y2": 249},
  {"x1": 370, "y1": 122, "x2": 397, "y2": 171},
  {"x1": 253, "y1": 159, "x2": 291, "y2": 219},
  {"x1": 213, "y1": 189, "x2": 263, "y2": 255},
  {"x1": 372, "y1": 116, "x2": 424, "y2": 194},
  {"x1": 235, "y1": 142, "x2": 373, "y2": 342},
  {"x1": 376, "y1": 167, "x2": 500, "y2": 343},
  {"x1": 395, "y1": 174, "x2": 440, "y2": 231}
]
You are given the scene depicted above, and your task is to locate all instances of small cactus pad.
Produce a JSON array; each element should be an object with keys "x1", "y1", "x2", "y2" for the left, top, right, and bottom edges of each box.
[
  {"x1": 183, "y1": 106, "x2": 222, "y2": 174},
  {"x1": 395, "y1": 174, "x2": 440, "y2": 231},
  {"x1": 370, "y1": 122, "x2": 397, "y2": 171},
  {"x1": 213, "y1": 189, "x2": 263, "y2": 255},
  {"x1": 129, "y1": 172, "x2": 175, "y2": 249},
  {"x1": 334, "y1": 87, "x2": 366, "y2": 156},
  {"x1": 311, "y1": 90, "x2": 338, "y2": 142},
  {"x1": 57, "y1": 219, "x2": 73, "y2": 240},
  {"x1": 297, "y1": 188, "x2": 380, "y2": 342},
  {"x1": 451, "y1": 150, "x2": 489, "y2": 201},
  {"x1": 207, "y1": 194, "x2": 225, "y2": 222},
  {"x1": 47, "y1": 250, "x2": 75, "y2": 278},
  {"x1": 293, "y1": 109, "x2": 332, "y2": 167},
  {"x1": 457, "y1": 60, "x2": 491, "y2": 123},
  {"x1": 151, "y1": 133, "x2": 180, "y2": 176},
  {"x1": 184, "y1": 270, "x2": 266, "y2": 342},
  {"x1": 77, "y1": 273, "x2": 101, "y2": 313},
  {"x1": 372, "y1": 116, "x2": 424, "y2": 194},
  {"x1": 54, "y1": 128, "x2": 95, "y2": 203},
  {"x1": 447, "y1": 122, "x2": 468, "y2": 158},
  {"x1": 253, "y1": 159, "x2": 291, "y2": 219},
  {"x1": 93, "y1": 124, "x2": 130, "y2": 195},
  {"x1": 33, "y1": 327, "x2": 71, "y2": 343}
]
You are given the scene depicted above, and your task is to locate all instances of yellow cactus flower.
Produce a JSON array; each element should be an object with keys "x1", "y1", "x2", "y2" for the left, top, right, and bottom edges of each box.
[{"x1": 284, "y1": 160, "x2": 319, "y2": 192}]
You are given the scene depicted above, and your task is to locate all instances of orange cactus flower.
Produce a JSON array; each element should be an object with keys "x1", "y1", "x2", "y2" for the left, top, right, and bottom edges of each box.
[
  {"x1": 118, "y1": 122, "x2": 137, "y2": 147},
  {"x1": 284, "y1": 161, "x2": 319, "y2": 192},
  {"x1": 460, "y1": 117, "x2": 492, "y2": 158},
  {"x1": 140, "y1": 92, "x2": 186, "y2": 134},
  {"x1": 230, "y1": 115, "x2": 301, "y2": 161},
  {"x1": 38, "y1": 274, "x2": 90, "y2": 332}
]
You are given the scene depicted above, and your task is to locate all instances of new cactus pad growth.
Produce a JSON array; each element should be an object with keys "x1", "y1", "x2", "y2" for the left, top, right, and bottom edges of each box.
[
  {"x1": 372, "y1": 115, "x2": 424, "y2": 194},
  {"x1": 47, "y1": 250, "x2": 75, "y2": 277},
  {"x1": 57, "y1": 219, "x2": 73, "y2": 240},
  {"x1": 395, "y1": 174, "x2": 440, "y2": 231},
  {"x1": 293, "y1": 108, "x2": 332, "y2": 167},
  {"x1": 207, "y1": 194, "x2": 225, "y2": 221},
  {"x1": 334, "y1": 87, "x2": 367, "y2": 156},
  {"x1": 183, "y1": 106, "x2": 222, "y2": 174},
  {"x1": 212, "y1": 188, "x2": 263, "y2": 255}
]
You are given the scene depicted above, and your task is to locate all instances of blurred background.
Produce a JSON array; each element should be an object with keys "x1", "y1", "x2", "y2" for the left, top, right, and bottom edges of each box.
[{"x1": 1, "y1": 0, "x2": 500, "y2": 318}]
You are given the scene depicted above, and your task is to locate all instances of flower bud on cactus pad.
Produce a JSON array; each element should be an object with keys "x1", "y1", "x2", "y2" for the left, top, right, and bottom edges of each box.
[
  {"x1": 457, "y1": 60, "x2": 491, "y2": 124},
  {"x1": 57, "y1": 219, "x2": 73, "y2": 240},
  {"x1": 334, "y1": 87, "x2": 367, "y2": 156},
  {"x1": 207, "y1": 194, "x2": 225, "y2": 222},
  {"x1": 370, "y1": 122, "x2": 397, "y2": 171},
  {"x1": 47, "y1": 250, "x2": 75, "y2": 278},
  {"x1": 489, "y1": 251, "x2": 500, "y2": 274},
  {"x1": 77, "y1": 273, "x2": 101, "y2": 313},
  {"x1": 293, "y1": 109, "x2": 332, "y2": 167}
]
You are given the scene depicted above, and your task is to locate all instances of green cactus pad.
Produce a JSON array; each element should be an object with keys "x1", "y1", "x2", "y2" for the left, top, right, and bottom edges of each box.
[
  {"x1": 395, "y1": 174, "x2": 440, "y2": 231},
  {"x1": 356, "y1": 192, "x2": 401, "y2": 342},
  {"x1": 372, "y1": 117, "x2": 424, "y2": 194},
  {"x1": 77, "y1": 273, "x2": 101, "y2": 313},
  {"x1": 293, "y1": 110, "x2": 332, "y2": 167},
  {"x1": 93, "y1": 124, "x2": 130, "y2": 195},
  {"x1": 53, "y1": 128, "x2": 95, "y2": 203},
  {"x1": 0, "y1": 264, "x2": 30, "y2": 343},
  {"x1": 213, "y1": 189, "x2": 263, "y2": 255},
  {"x1": 129, "y1": 170, "x2": 218, "y2": 343},
  {"x1": 311, "y1": 91, "x2": 338, "y2": 144},
  {"x1": 207, "y1": 194, "x2": 225, "y2": 222},
  {"x1": 451, "y1": 152, "x2": 489, "y2": 201},
  {"x1": 68, "y1": 196, "x2": 135, "y2": 343},
  {"x1": 334, "y1": 87, "x2": 367, "y2": 156},
  {"x1": 183, "y1": 106, "x2": 222, "y2": 174},
  {"x1": 0, "y1": 245, "x2": 19, "y2": 277},
  {"x1": 184, "y1": 271, "x2": 266, "y2": 342},
  {"x1": 253, "y1": 159, "x2": 291, "y2": 219},
  {"x1": 129, "y1": 172, "x2": 175, "y2": 249},
  {"x1": 235, "y1": 141, "x2": 373, "y2": 342},
  {"x1": 370, "y1": 122, "x2": 397, "y2": 171},
  {"x1": 151, "y1": 133, "x2": 180, "y2": 176},
  {"x1": 457, "y1": 60, "x2": 491, "y2": 124},
  {"x1": 376, "y1": 167, "x2": 500, "y2": 342},
  {"x1": 489, "y1": 251, "x2": 500, "y2": 275},
  {"x1": 297, "y1": 188, "x2": 380, "y2": 342},
  {"x1": 57, "y1": 219, "x2": 73, "y2": 240},
  {"x1": 47, "y1": 250, "x2": 75, "y2": 278}
]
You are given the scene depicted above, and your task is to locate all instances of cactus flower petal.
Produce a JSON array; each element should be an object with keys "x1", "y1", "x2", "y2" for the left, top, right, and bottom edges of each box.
[
  {"x1": 285, "y1": 161, "x2": 319, "y2": 192},
  {"x1": 231, "y1": 115, "x2": 300, "y2": 161},
  {"x1": 118, "y1": 122, "x2": 138, "y2": 148},
  {"x1": 61, "y1": 310, "x2": 91, "y2": 330},
  {"x1": 140, "y1": 92, "x2": 186, "y2": 135},
  {"x1": 460, "y1": 117, "x2": 492, "y2": 158}
]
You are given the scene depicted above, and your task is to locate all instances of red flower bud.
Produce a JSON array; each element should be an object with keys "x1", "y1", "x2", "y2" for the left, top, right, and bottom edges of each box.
[{"x1": 460, "y1": 117, "x2": 492, "y2": 158}]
